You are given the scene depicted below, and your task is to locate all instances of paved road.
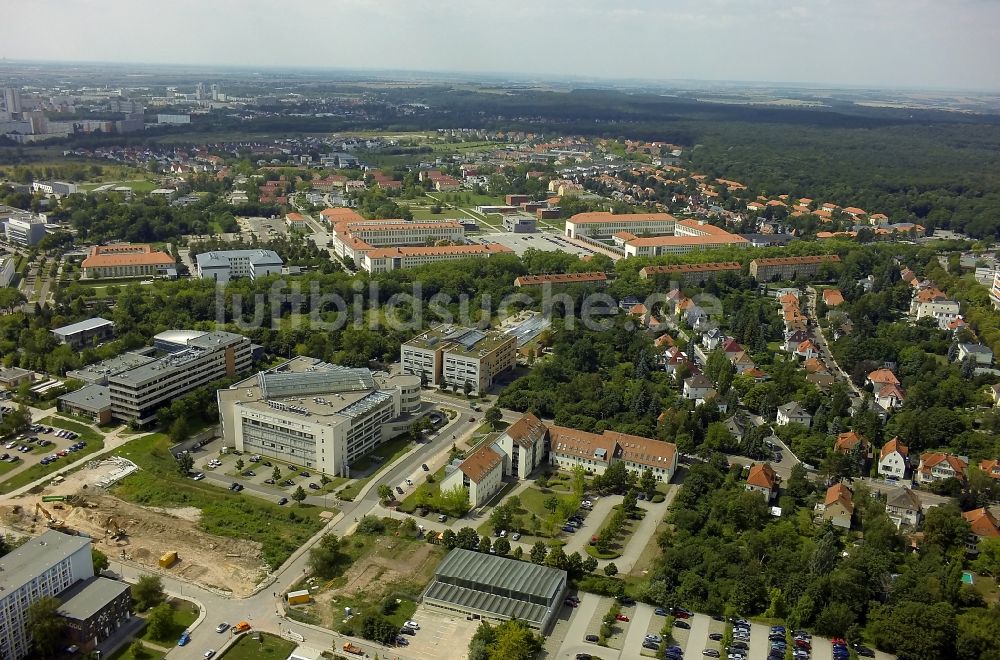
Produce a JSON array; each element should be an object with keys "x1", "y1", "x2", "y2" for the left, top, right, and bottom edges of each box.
[
  {"x1": 554, "y1": 593, "x2": 605, "y2": 659},
  {"x1": 681, "y1": 613, "x2": 711, "y2": 657},
  {"x1": 619, "y1": 602, "x2": 654, "y2": 658}
]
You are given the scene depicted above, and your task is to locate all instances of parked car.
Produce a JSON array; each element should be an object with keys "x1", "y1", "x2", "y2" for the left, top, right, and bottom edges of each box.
[
  {"x1": 216, "y1": 622, "x2": 229, "y2": 633},
  {"x1": 438, "y1": 514, "x2": 448, "y2": 522},
  {"x1": 264, "y1": 478, "x2": 275, "y2": 485},
  {"x1": 299, "y1": 471, "x2": 310, "y2": 477},
  {"x1": 309, "y1": 482, "x2": 320, "y2": 490},
  {"x1": 854, "y1": 646, "x2": 875, "y2": 658},
  {"x1": 396, "y1": 486, "x2": 405, "y2": 495},
  {"x1": 422, "y1": 463, "x2": 429, "y2": 471},
  {"x1": 615, "y1": 614, "x2": 630, "y2": 622},
  {"x1": 277, "y1": 498, "x2": 288, "y2": 506},
  {"x1": 561, "y1": 525, "x2": 576, "y2": 533},
  {"x1": 203, "y1": 650, "x2": 216, "y2": 659},
  {"x1": 642, "y1": 641, "x2": 660, "y2": 650},
  {"x1": 178, "y1": 631, "x2": 191, "y2": 646},
  {"x1": 674, "y1": 620, "x2": 690, "y2": 629},
  {"x1": 585, "y1": 634, "x2": 599, "y2": 643},
  {"x1": 644, "y1": 634, "x2": 662, "y2": 643},
  {"x1": 511, "y1": 532, "x2": 521, "y2": 541},
  {"x1": 703, "y1": 651, "x2": 721, "y2": 658},
  {"x1": 655, "y1": 607, "x2": 667, "y2": 616},
  {"x1": 398, "y1": 626, "x2": 415, "y2": 636},
  {"x1": 242, "y1": 470, "x2": 255, "y2": 477}
]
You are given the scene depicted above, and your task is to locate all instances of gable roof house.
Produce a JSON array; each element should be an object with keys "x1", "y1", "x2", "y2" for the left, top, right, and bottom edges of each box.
[
  {"x1": 917, "y1": 452, "x2": 968, "y2": 484},
  {"x1": 878, "y1": 437, "x2": 909, "y2": 478},
  {"x1": 885, "y1": 488, "x2": 923, "y2": 529},
  {"x1": 875, "y1": 383, "x2": 906, "y2": 411},
  {"x1": 745, "y1": 463, "x2": 779, "y2": 501},
  {"x1": 819, "y1": 483, "x2": 854, "y2": 529},
  {"x1": 776, "y1": 401, "x2": 812, "y2": 428},
  {"x1": 963, "y1": 507, "x2": 1000, "y2": 555}
]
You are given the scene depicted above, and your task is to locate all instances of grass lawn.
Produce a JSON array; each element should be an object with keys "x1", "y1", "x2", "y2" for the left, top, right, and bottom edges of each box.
[
  {"x1": 337, "y1": 434, "x2": 417, "y2": 501},
  {"x1": 398, "y1": 466, "x2": 447, "y2": 513},
  {"x1": 221, "y1": 633, "x2": 297, "y2": 660},
  {"x1": 114, "y1": 433, "x2": 328, "y2": 569},
  {"x1": 0, "y1": 419, "x2": 106, "y2": 494},
  {"x1": 140, "y1": 598, "x2": 199, "y2": 644}
]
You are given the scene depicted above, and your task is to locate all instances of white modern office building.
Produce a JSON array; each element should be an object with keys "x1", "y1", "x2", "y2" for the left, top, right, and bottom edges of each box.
[
  {"x1": 5, "y1": 214, "x2": 47, "y2": 246},
  {"x1": 217, "y1": 357, "x2": 421, "y2": 477},
  {"x1": 194, "y1": 249, "x2": 284, "y2": 284},
  {"x1": 401, "y1": 325, "x2": 517, "y2": 396},
  {"x1": 108, "y1": 331, "x2": 253, "y2": 424},
  {"x1": 0, "y1": 531, "x2": 94, "y2": 660}
]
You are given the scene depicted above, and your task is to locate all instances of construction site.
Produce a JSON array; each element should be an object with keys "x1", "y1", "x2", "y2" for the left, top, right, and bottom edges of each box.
[{"x1": 0, "y1": 457, "x2": 269, "y2": 597}]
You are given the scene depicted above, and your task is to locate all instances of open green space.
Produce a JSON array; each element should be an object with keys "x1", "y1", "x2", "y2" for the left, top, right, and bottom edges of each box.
[
  {"x1": 398, "y1": 465, "x2": 447, "y2": 513},
  {"x1": 139, "y1": 599, "x2": 199, "y2": 644},
  {"x1": 220, "y1": 633, "x2": 297, "y2": 660},
  {"x1": 114, "y1": 433, "x2": 328, "y2": 568}
]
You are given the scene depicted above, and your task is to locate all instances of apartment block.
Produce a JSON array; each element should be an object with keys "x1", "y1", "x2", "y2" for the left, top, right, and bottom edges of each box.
[
  {"x1": 217, "y1": 357, "x2": 421, "y2": 477},
  {"x1": 361, "y1": 243, "x2": 512, "y2": 273},
  {"x1": 639, "y1": 261, "x2": 742, "y2": 284},
  {"x1": 513, "y1": 272, "x2": 607, "y2": 287},
  {"x1": 564, "y1": 211, "x2": 676, "y2": 239},
  {"x1": 401, "y1": 325, "x2": 516, "y2": 395},
  {"x1": 195, "y1": 249, "x2": 283, "y2": 284},
  {"x1": 108, "y1": 331, "x2": 252, "y2": 424},
  {"x1": 748, "y1": 255, "x2": 841, "y2": 282},
  {"x1": 0, "y1": 531, "x2": 93, "y2": 660},
  {"x1": 81, "y1": 244, "x2": 176, "y2": 279}
]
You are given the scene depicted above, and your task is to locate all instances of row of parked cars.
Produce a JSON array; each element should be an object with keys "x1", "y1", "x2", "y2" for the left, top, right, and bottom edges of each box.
[
  {"x1": 395, "y1": 620, "x2": 420, "y2": 647},
  {"x1": 40, "y1": 441, "x2": 86, "y2": 465}
]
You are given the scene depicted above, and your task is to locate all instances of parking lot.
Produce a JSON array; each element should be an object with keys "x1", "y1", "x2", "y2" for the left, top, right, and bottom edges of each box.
[
  {"x1": 476, "y1": 230, "x2": 596, "y2": 257},
  {"x1": 236, "y1": 216, "x2": 289, "y2": 240},
  {"x1": 395, "y1": 604, "x2": 478, "y2": 659},
  {"x1": 0, "y1": 417, "x2": 89, "y2": 478}
]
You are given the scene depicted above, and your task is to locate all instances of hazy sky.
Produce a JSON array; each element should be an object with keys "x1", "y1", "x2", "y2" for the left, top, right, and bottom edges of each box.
[{"x1": 7, "y1": 0, "x2": 1000, "y2": 89}]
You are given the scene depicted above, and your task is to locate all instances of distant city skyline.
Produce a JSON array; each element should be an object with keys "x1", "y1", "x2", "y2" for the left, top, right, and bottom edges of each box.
[{"x1": 4, "y1": 0, "x2": 1000, "y2": 91}]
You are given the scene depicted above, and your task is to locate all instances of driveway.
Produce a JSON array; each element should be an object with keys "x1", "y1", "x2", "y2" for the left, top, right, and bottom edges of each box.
[
  {"x1": 551, "y1": 592, "x2": 605, "y2": 659},
  {"x1": 618, "y1": 602, "x2": 654, "y2": 656},
  {"x1": 680, "y1": 613, "x2": 711, "y2": 658}
]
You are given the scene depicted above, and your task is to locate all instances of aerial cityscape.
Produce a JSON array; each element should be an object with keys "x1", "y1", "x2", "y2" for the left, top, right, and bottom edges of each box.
[{"x1": 2, "y1": 3, "x2": 1000, "y2": 660}]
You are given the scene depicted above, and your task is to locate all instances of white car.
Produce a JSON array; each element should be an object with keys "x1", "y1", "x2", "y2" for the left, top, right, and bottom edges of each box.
[
  {"x1": 404, "y1": 620, "x2": 420, "y2": 630},
  {"x1": 405, "y1": 478, "x2": 414, "y2": 486}
]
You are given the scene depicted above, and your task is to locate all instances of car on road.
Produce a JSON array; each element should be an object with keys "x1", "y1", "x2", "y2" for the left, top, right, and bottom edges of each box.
[
  {"x1": 178, "y1": 631, "x2": 191, "y2": 646},
  {"x1": 215, "y1": 622, "x2": 229, "y2": 633},
  {"x1": 585, "y1": 634, "x2": 599, "y2": 643},
  {"x1": 422, "y1": 463, "x2": 429, "y2": 471},
  {"x1": 674, "y1": 620, "x2": 690, "y2": 629},
  {"x1": 203, "y1": 651, "x2": 215, "y2": 659},
  {"x1": 277, "y1": 497, "x2": 288, "y2": 505}
]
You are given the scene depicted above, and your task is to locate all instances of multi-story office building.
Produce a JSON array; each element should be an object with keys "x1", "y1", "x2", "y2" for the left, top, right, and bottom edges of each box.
[
  {"x1": 81, "y1": 244, "x2": 176, "y2": 280},
  {"x1": 564, "y1": 211, "x2": 676, "y2": 239},
  {"x1": 31, "y1": 181, "x2": 78, "y2": 196},
  {"x1": 0, "y1": 253, "x2": 16, "y2": 287},
  {"x1": 5, "y1": 214, "x2": 47, "y2": 246},
  {"x1": 0, "y1": 531, "x2": 93, "y2": 660},
  {"x1": 401, "y1": 325, "x2": 517, "y2": 396},
  {"x1": 195, "y1": 249, "x2": 283, "y2": 284},
  {"x1": 749, "y1": 255, "x2": 841, "y2": 282},
  {"x1": 108, "y1": 331, "x2": 252, "y2": 424},
  {"x1": 217, "y1": 357, "x2": 421, "y2": 477}
]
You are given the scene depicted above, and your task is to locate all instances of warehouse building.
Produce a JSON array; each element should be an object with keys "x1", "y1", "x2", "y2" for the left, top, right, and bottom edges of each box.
[
  {"x1": 217, "y1": 357, "x2": 421, "y2": 477},
  {"x1": 422, "y1": 548, "x2": 567, "y2": 632}
]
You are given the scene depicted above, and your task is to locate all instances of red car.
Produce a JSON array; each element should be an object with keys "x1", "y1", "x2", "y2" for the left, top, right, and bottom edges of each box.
[
  {"x1": 795, "y1": 640, "x2": 811, "y2": 650},
  {"x1": 615, "y1": 614, "x2": 630, "y2": 622},
  {"x1": 831, "y1": 637, "x2": 846, "y2": 645}
]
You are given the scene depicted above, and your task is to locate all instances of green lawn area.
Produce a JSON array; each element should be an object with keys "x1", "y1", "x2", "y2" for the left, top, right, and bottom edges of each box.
[
  {"x1": 0, "y1": 419, "x2": 106, "y2": 494},
  {"x1": 114, "y1": 433, "x2": 328, "y2": 568},
  {"x1": 139, "y1": 598, "x2": 199, "y2": 644},
  {"x1": 337, "y1": 434, "x2": 416, "y2": 501},
  {"x1": 471, "y1": 485, "x2": 583, "y2": 538},
  {"x1": 398, "y1": 466, "x2": 447, "y2": 513},
  {"x1": 221, "y1": 633, "x2": 297, "y2": 660}
]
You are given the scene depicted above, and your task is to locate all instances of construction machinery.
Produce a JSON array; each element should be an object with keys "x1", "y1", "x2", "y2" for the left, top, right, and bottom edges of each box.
[
  {"x1": 34, "y1": 503, "x2": 65, "y2": 529},
  {"x1": 105, "y1": 516, "x2": 128, "y2": 544}
]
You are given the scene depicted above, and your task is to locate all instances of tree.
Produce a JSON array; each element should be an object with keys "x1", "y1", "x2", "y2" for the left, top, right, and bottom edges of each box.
[
  {"x1": 530, "y1": 541, "x2": 547, "y2": 564},
  {"x1": 463, "y1": 380, "x2": 473, "y2": 397},
  {"x1": 129, "y1": 640, "x2": 150, "y2": 660},
  {"x1": 377, "y1": 484, "x2": 393, "y2": 503},
  {"x1": 235, "y1": 458, "x2": 244, "y2": 472},
  {"x1": 924, "y1": 505, "x2": 971, "y2": 555},
  {"x1": 272, "y1": 465, "x2": 281, "y2": 481},
  {"x1": 457, "y1": 527, "x2": 480, "y2": 550},
  {"x1": 545, "y1": 545, "x2": 567, "y2": 570},
  {"x1": 360, "y1": 612, "x2": 398, "y2": 644},
  {"x1": 543, "y1": 495, "x2": 559, "y2": 514},
  {"x1": 583, "y1": 556, "x2": 599, "y2": 573},
  {"x1": 785, "y1": 463, "x2": 812, "y2": 503},
  {"x1": 308, "y1": 533, "x2": 348, "y2": 578},
  {"x1": 0, "y1": 287, "x2": 26, "y2": 313},
  {"x1": 92, "y1": 548, "x2": 109, "y2": 574},
  {"x1": 972, "y1": 537, "x2": 1000, "y2": 578},
  {"x1": 132, "y1": 575, "x2": 165, "y2": 611},
  {"x1": 494, "y1": 537, "x2": 510, "y2": 556},
  {"x1": 169, "y1": 416, "x2": 190, "y2": 443},
  {"x1": 486, "y1": 620, "x2": 543, "y2": 660},
  {"x1": 26, "y1": 596, "x2": 65, "y2": 656},
  {"x1": 512, "y1": 546, "x2": 524, "y2": 560},
  {"x1": 604, "y1": 562, "x2": 619, "y2": 577},
  {"x1": 176, "y1": 452, "x2": 194, "y2": 476},
  {"x1": 485, "y1": 406, "x2": 502, "y2": 428},
  {"x1": 146, "y1": 602, "x2": 175, "y2": 640},
  {"x1": 488, "y1": 502, "x2": 514, "y2": 534},
  {"x1": 292, "y1": 485, "x2": 307, "y2": 505},
  {"x1": 639, "y1": 468, "x2": 657, "y2": 499},
  {"x1": 479, "y1": 535, "x2": 492, "y2": 554}
]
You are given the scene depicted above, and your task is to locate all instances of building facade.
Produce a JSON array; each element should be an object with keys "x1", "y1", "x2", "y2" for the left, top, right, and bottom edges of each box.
[
  {"x1": 440, "y1": 442, "x2": 505, "y2": 507},
  {"x1": 51, "y1": 318, "x2": 114, "y2": 349},
  {"x1": 639, "y1": 261, "x2": 742, "y2": 285},
  {"x1": 195, "y1": 249, "x2": 283, "y2": 284},
  {"x1": 5, "y1": 214, "x2": 47, "y2": 246},
  {"x1": 361, "y1": 243, "x2": 513, "y2": 273},
  {"x1": 81, "y1": 244, "x2": 175, "y2": 280},
  {"x1": 57, "y1": 577, "x2": 132, "y2": 654},
  {"x1": 564, "y1": 211, "x2": 676, "y2": 239},
  {"x1": 401, "y1": 325, "x2": 517, "y2": 396},
  {"x1": 749, "y1": 255, "x2": 841, "y2": 282}
]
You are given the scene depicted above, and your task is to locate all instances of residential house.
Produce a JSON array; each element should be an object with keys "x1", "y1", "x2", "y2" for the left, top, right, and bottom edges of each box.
[
  {"x1": 795, "y1": 340, "x2": 819, "y2": 360},
  {"x1": 962, "y1": 507, "x2": 1000, "y2": 555},
  {"x1": 834, "y1": 431, "x2": 872, "y2": 471},
  {"x1": 957, "y1": 343, "x2": 994, "y2": 366},
  {"x1": 683, "y1": 374, "x2": 714, "y2": 400},
  {"x1": 441, "y1": 442, "x2": 505, "y2": 508},
  {"x1": 878, "y1": 437, "x2": 909, "y2": 478},
  {"x1": 745, "y1": 463, "x2": 778, "y2": 501},
  {"x1": 916, "y1": 452, "x2": 968, "y2": 484},
  {"x1": 885, "y1": 488, "x2": 923, "y2": 529},
  {"x1": 822, "y1": 289, "x2": 845, "y2": 307},
  {"x1": 776, "y1": 401, "x2": 812, "y2": 428},
  {"x1": 875, "y1": 383, "x2": 906, "y2": 411},
  {"x1": 783, "y1": 329, "x2": 810, "y2": 353},
  {"x1": 495, "y1": 412, "x2": 548, "y2": 479},
  {"x1": 819, "y1": 483, "x2": 854, "y2": 529},
  {"x1": 979, "y1": 458, "x2": 1000, "y2": 480},
  {"x1": 702, "y1": 328, "x2": 726, "y2": 351},
  {"x1": 866, "y1": 369, "x2": 900, "y2": 389}
]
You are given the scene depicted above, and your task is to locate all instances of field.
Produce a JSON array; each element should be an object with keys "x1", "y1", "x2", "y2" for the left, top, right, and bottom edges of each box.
[
  {"x1": 289, "y1": 518, "x2": 446, "y2": 632},
  {"x1": 221, "y1": 633, "x2": 297, "y2": 660}
]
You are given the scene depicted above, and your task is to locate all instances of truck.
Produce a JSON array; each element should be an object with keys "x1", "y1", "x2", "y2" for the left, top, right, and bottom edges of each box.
[
  {"x1": 232, "y1": 621, "x2": 251, "y2": 634},
  {"x1": 342, "y1": 643, "x2": 363, "y2": 655}
]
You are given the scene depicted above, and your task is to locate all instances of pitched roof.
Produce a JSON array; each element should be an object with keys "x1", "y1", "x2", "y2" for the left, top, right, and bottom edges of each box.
[
  {"x1": 979, "y1": 458, "x2": 1000, "y2": 479},
  {"x1": 823, "y1": 289, "x2": 845, "y2": 306},
  {"x1": 514, "y1": 272, "x2": 607, "y2": 287},
  {"x1": 876, "y1": 383, "x2": 906, "y2": 402},
  {"x1": 547, "y1": 425, "x2": 616, "y2": 463},
  {"x1": 867, "y1": 369, "x2": 900, "y2": 386},
  {"x1": 746, "y1": 463, "x2": 777, "y2": 490},
  {"x1": 834, "y1": 431, "x2": 867, "y2": 453},
  {"x1": 504, "y1": 413, "x2": 547, "y2": 448},
  {"x1": 567, "y1": 211, "x2": 676, "y2": 225},
  {"x1": 750, "y1": 255, "x2": 841, "y2": 267},
  {"x1": 81, "y1": 244, "x2": 174, "y2": 269},
  {"x1": 963, "y1": 507, "x2": 1000, "y2": 538},
  {"x1": 640, "y1": 262, "x2": 741, "y2": 278},
  {"x1": 610, "y1": 432, "x2": 676, "y2": 470},
  {"x1": 684, "y1": 374, "x2": 713, "y2": 389},
  {"x1": 366, "y1": 244, "x2": 513, "y2": 259},
  {"x1": 778, "y1": 401, "x2": 808, "y2": 417},
  {"x1": 458, "y1": 443, "x2": 504, "y2": 483},
  {"x1": 919, "y1": 452, "x2": 968, "y2": 479},
  {"x1": 825, "y1": 483, "x2": 854, "y2": 512},
  {"x1": 885, "y1": 487, "x2": 922, "y2": 511},
  {"x1": 880, "y1": 437, "x2": 909, "y2": 461}
]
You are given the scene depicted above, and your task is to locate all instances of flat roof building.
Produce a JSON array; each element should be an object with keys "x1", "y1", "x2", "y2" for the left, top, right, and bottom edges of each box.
[
  {"x1": 195, "y1": 249, "x2": 283, "y2": 284},
  {"x1": 0, "y1": 531, "x2": 94, "y2": 660},
  {"x1": 65, "y1": 351, "x2": 156, "y2": 386},
  {"x1": 217, "y1": 356, "x2": 421, "y2": 477},
  {"x1": 58, "y1": 384, "x2": 113, "y2": 424},
  {"x1": 57, "y1": 576, "x2": 132, "y2": 655},
  {"x1": 422, "y1": 548, "x2": 567, "y2": 632},
  {"x1": 5, "y1": 213, "x2": 47, "y2": 246},
  {"x1": 401, "y1": 324, "x2": 517, "y2": 396},
  {"x1": 51, "y1": 317, "x2": 114, "y2": 349}
]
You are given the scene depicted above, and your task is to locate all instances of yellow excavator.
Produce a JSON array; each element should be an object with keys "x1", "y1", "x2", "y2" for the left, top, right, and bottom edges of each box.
[
  {"x1": 105, "y1": 516, "x2": 128, "y2": 543},
  {"x1": 34, "y1": 503, "x2": 65, "y2": 529}
]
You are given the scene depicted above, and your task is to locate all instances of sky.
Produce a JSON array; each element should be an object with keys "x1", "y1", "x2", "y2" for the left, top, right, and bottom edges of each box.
[{"x1": 6, "y1": 0, "x2": 1000, "y2": 90}]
